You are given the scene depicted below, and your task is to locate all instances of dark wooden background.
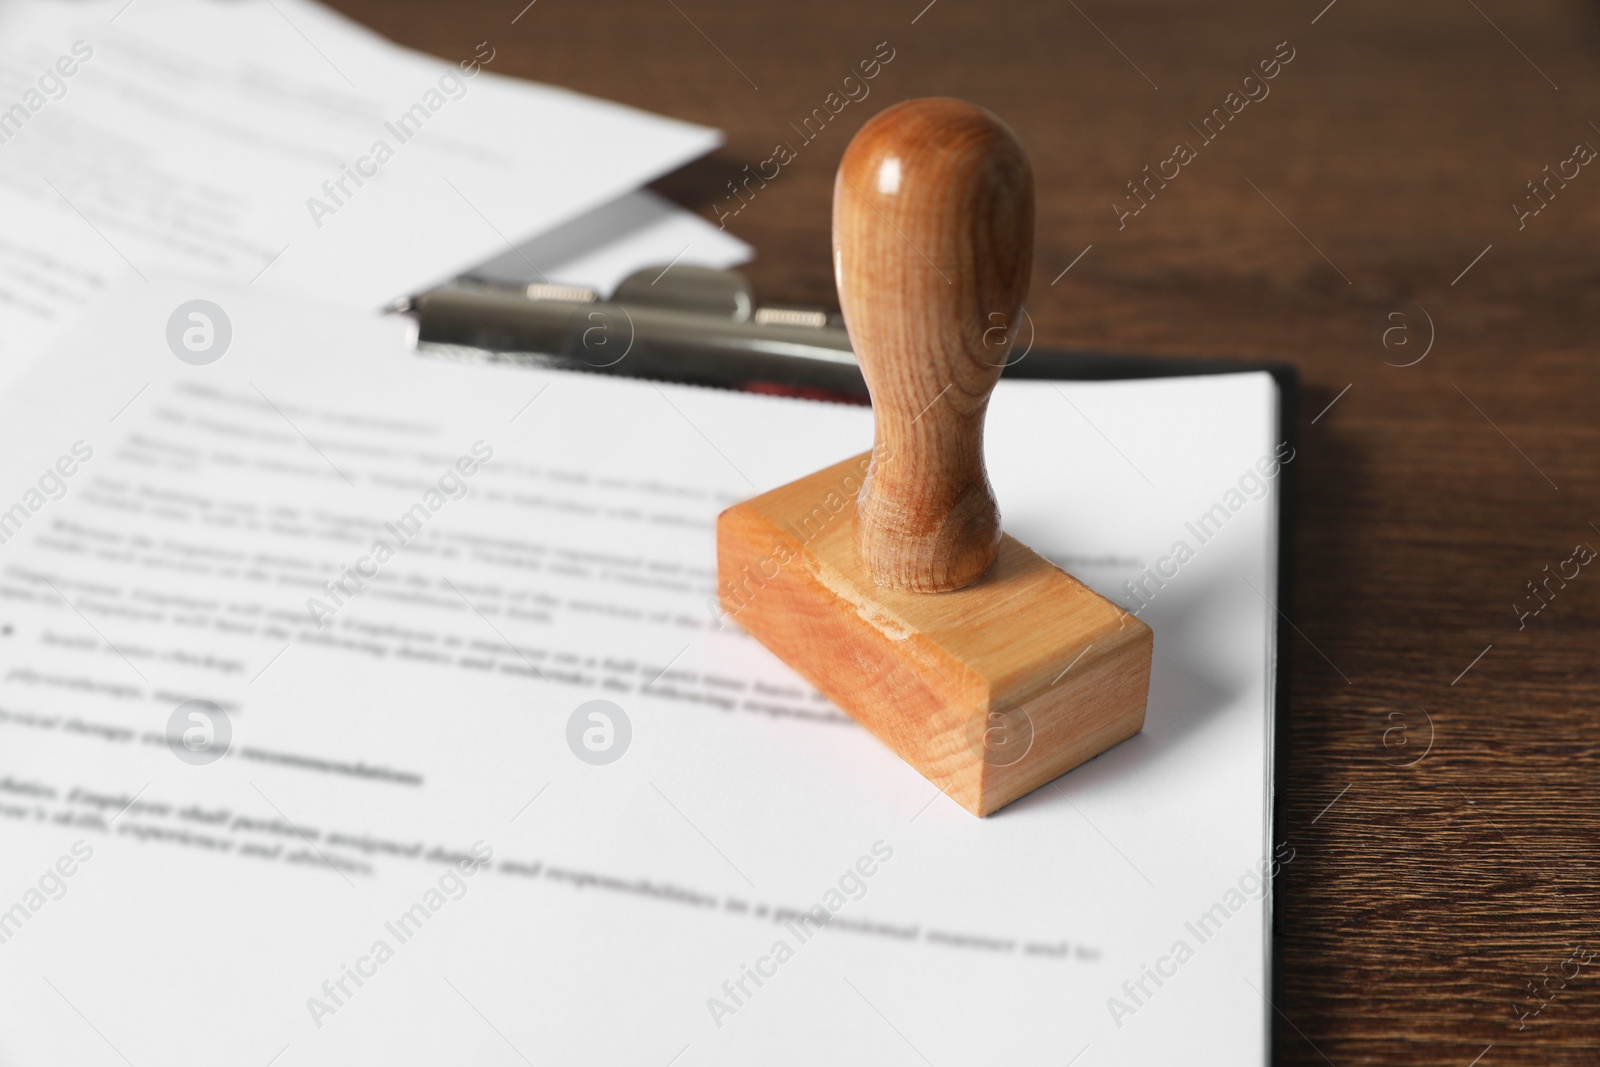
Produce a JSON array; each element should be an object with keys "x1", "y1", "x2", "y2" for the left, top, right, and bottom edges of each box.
[{"x1": 332, "y1": 0, "x2": 1600, "y2": 1061}]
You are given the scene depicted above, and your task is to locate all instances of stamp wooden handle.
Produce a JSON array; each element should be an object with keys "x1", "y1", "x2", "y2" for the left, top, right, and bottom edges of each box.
[{"x1": 833, "y1": 97, "x2": 1034, "y2": 592}]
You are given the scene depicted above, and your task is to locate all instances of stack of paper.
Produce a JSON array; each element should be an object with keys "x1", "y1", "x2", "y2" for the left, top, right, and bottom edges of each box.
[
  {"x1": 0, "y1": 0, "x2": 747, "y2": 385},
  {"x1": 0, "y1": 280, "x2": 1282, "y2": 1065}
]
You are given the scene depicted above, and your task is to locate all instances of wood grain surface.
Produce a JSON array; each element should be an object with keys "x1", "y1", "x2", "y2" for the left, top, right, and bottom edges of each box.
[{"x1": 330, "y1": 0, "x2": 1600, "y2": 1062}]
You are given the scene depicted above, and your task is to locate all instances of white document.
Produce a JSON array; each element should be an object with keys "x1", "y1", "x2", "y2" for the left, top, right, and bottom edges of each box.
[
  {"x1": 0, "y1": 0, "x2": 719, "y2": 381},
  {"x1": 464, "y1": 189, "x2": 753, "y2": 295},
  {"x1": 0, "y1": 281, "x2": 1282, "y2": 1065}
]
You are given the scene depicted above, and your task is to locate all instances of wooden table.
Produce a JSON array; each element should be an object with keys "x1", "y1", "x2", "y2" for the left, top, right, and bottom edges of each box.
[{"x1": 333, "y1": 1, "x2": 1600, "y2": 1061}]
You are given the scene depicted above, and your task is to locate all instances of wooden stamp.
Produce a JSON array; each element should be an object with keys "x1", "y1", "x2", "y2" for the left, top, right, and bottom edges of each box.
[{"x1": 716, "y1": 98, "x2": 1153, "y2": 816}]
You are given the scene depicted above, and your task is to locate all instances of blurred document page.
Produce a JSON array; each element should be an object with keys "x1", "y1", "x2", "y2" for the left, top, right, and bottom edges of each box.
[
  {"x1": 463, "y1": 189, "x2": 752, "y2": 295},
  {"x1": 0, "y1": 282, "x2": 1279, "y2": 1066},
  {"x1": 0, "y1": 0, "x2": 718, "y2": 381}
]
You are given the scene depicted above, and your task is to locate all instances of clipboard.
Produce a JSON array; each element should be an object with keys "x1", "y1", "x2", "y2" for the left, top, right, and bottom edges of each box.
[{"x1": 399, "y1": 265, "x2": 1300, "y2": 1060}]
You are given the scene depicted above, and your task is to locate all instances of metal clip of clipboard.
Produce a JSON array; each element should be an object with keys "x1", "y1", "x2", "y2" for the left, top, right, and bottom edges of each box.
[
  {"x1": 391, "y1": 265, "x2": 871, "y2": 401},
  {"x1": 391, "y1": 264, "x2": 1294, "y2": 401}
]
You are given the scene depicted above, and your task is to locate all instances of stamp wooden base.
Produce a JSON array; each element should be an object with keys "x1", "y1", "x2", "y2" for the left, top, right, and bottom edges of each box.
[{"x1": 718, "y1": 452, "x2": 1153, "y2": 816}]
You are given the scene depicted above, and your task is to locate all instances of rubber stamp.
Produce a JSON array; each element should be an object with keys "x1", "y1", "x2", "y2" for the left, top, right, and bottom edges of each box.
[{"x1": 717, "y1": 97, "x2": 1153, "y2": 816}]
